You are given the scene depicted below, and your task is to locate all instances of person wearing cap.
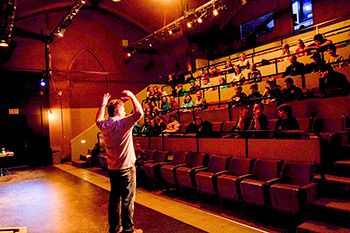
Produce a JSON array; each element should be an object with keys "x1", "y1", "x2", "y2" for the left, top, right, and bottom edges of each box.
[
  {"x1": 305, "y1": 33, "x2": 333, "y2": 53},
  {"x1": 281, "y1": 77, "x2": 303, "y2": 103},
  {"x1": 247, "y1": 83, "x2": 262, "y2": 106},
  {"x1": 262, "y1": 78, "x2": 282, "y2": 104},
  {"x1": 305, "y1": 52, "x2": 327, "y2": 73},
  {"x1": 282, "y1": 55, "x2": 305, "y2": 78},
  {"x1": 274, "y1": 104, "x2": 300, "y2": 139}
]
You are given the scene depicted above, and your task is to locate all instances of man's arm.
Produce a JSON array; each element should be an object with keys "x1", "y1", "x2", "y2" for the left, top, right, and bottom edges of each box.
[
  {"x1": 121, "y1": 90, "x2": 144, "y2": 119},
  {"x1": 96, "y1": 93, "x2": 111, "y2": 123}
]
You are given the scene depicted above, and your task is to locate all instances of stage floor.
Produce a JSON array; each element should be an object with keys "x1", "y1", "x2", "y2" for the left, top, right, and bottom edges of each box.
[{"x1": 0, "y1": 165, "x2": 270, "y2": 233}]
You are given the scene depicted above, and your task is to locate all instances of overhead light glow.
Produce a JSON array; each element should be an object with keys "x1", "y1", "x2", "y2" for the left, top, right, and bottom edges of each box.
[
  {"x1": 187, "y1": 22, "x2": 192, "y2": 28},
  {"x1": 40, "y1": 79, "x2": 47, "y2": 87},
  {"x1": 197, "y1": 17, "x2": 203, "y2": 23},
  {"x1": 213, "y1": 9, "x2": 219, "y2": 16},
  {"x1": 0, "y1": 40, "x2": 9, "y2": 47}
]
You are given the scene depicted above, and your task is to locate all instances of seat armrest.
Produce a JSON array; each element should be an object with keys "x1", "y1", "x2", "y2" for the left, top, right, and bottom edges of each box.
[
  {"x1": 172, "y1": 163, "x2": 187, "y2": 169},
  {"x1": 237, "y1": 174, "x2": 253, "y2": 181},
  {"x1": 301, "y1": 182, "x2": 318, "y2": 204},
  {"x1": 265, "y1": 178, "x2": 281, "y2": 186},
  {"x1": 157, "y1": 162, "x2": 171, "y2": 166},
  {"x1": 193, "y1": 167, "x2": 208, "y2": 173},
  {"x1": 215, "y1": 170, "x2": 229, "y2": 176}
]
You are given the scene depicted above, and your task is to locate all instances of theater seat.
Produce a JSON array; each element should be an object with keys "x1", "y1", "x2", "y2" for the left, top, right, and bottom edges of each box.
[
  {"x1": 160, "y1": 151, "x2": 190, "y2": 186},
  {"x1": 270, "y1": 162, "x2": 317, "y2": 214},
  {"x1": 143, "y1": 150, "x2": 171, "y2": 182},
  {"x1": 144, "y1": 149, "x2": 157, "y2": 163},
  {"x1": 175, "y1": 152, "x2": 209, "y2": 190},
  {"x1": 240, "y1": 159, "x2": 282, "y2": 206},
  {"x1": 195, "y1": 155, "x2": 231, "y2": 196},
  {"x1": 217, "y1": 157, "x2": 254, "y2": 201}
]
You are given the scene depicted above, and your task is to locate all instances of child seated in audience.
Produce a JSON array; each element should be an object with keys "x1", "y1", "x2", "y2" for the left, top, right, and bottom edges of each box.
[
  {"x1": 186, "y1": 116, "x2": 213, "y2": 138},
  {"x1": 194, "y1": 91, "x2": 207, "y2": 111},
  {"x1": 222, "y1": 59, "x2": 234, "y2": 74},
  {"x1": 160, "y1": 96, "x2": 170, "y2": 114},
  {"x1": 169, "y1": 95, "x2": 179, "y2": 111},
  {"x1": 175, "y1": 83, "x2": 187, "y2": 97},
  {"x1": 219, "y1": 77, "x2": 228, "y2": 89},
  {"x1": 295, "y1": 39, "x2": 309, "y2": 57},
  {"x1": 230, "y1": 106, "x2": 252, "y2": 138},
  {"x1": 305, "y1": 52, "x2": 327, "y2": 73},
  {"x1": 247, "y1": 84, "x2": 262, "y2": 106},
  {"x1": 326, "y1": 44, "x2": 345, "y2": 69},
  {"x1": 278, "y1": 44, "x2": 291, "y2": 62},
  {"x1": 247, "y1": 63, "x2": 262, "y2": 84},
  {"x1": 281, "y1": 77, "x2": 303, "y2": 103},
  {"x1": 181, "y1": 94, "x2": 194, "y2": 112},
  {"x1": 262, "y1": 78, "x2": 282, "y2": 104},
  {"x1": 189, "y1": 80, "x2": 201, "y2": 94},
  {"x1": 201, "y1": 76, "x2": 213, "y2": 92},
  {"x1": 274, "y1": 104, "x2": 300, "y2": 138},
  {"x1": 162, "y1": 114, "x2": 181, "y2": 135},
  {"x1": 229, "y1": 65, "x2": 246, "y2": 85}
]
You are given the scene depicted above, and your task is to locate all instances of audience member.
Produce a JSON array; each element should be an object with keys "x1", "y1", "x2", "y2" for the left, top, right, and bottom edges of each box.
[
  {"x1": 282, "y1": 55, "x2": 305, "y2": 77},
  {"x1": 229, "y1": 65, "x2": 246, "y2": 85},
  {"x1": 219, "y1": 77, "x2": 228, "y2": 89},
  {"x1": 295, "y1": 39, "x2": 309, "y2": 57},
  {"x1": 249, "y1": 103, "x2": 269, "y2": 138},
  {"x1": 162, "y1": 114, "x2": 181, "y2": 134},
  {"x1": 201, "y1": 76, "x2": 213, "y2": 92},
  {"x1": 194, "y1": 91, "x2": 207, "y2": 111},
  {"x1": 160, "y1": 96, "x2": 170, "y2": 114},
  {"x1": 326, "y1": 44, "x2": 345, "y2": 68},
  {"x1": 154, "y1": 115, "x2": 167, "y2": 132},
  {"x1": 247, "y1": 63, "x2": 262, "y2": 83},
  {"x1": 175, "y1": 83, "x2": 187, "y2": 97},
  {"x1": 319, "y1": 65, "x2": 349, "y2": 96},
  {"x1": 222, "y1": 59, "x2": 234, "y2": 74},
  {"x1": 230, "y1": 86, "x2": 247, "y2": 106},
  {"x1": 134, "y1": 139, "x2": 146, "y2": 167},
  {"x1": 169, "y1": 95, "x2": 179, "y2": 111},
  {"x1": 181, "y1": 94, "x2": 194, "y2": 112},
  {"x1": 262, "y1": 78, "x2": 282, "y2": 104},
  {"x1": 305, "y1": 52, "x2": 327, "y2": 73},
  {"x1": 282, "y1": 77, "x2": 303, "y2": 102},
  {"x1": 141, "y1": 117, "x2": 151, "y2": 135},
  {"x1": 189, "y1": 80, "x2": 201, "y2": 94},
  {"x1": 278, "y1": 44, "x2": 291, "y2": 61},
  {"x1": 235, "y1": 52, "x2": 250, "y2": 69},
  {"x1": 274, "y1": 104, "x2": 300, "y2": 138},
  {"x1": 306, "y1": 33, "x2": 333, "y2": 53},
  {"x1": 153, "y1": 86, "x2": 160, "y2": 100},
  {"x1": 185, "y1": 116, "x2": 213, "y2": 138},
  {"x1": 247, "y1": 83, "x2": 262, "y2": 106},
  {"x1": 231, "y1": 106, "x2": 252, "y2": 138},
  {"x1": 209, "y1": 66, "x2": 220, "y2": 77}
]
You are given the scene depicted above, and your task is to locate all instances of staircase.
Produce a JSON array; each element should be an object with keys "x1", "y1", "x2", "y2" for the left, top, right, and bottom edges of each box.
[{"x1": 72, "y1": 150, "x2": 93, "y2": 168}]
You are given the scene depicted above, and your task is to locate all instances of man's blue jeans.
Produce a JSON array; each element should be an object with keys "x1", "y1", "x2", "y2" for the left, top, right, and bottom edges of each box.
[{"x1": 109, "y1": 167, "x2": 136, "y2": 233}]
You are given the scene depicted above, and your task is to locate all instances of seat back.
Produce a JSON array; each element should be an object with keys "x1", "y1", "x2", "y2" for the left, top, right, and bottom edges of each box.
[
  {"x1": 252, "y1": 159, "x2": 281, "y2": 181},
  {"x1": 222, "y1": 121, "x2": 236, "y2": 132},
  {"x1": 172, "y1": 151, "x2": 190, "y2": 164},
  {"x1": 145, "y1": 149, "x2": 157, "y2": 161},
  {"x1": 207, "y1": 155, "x2": 230, "y2": 173},
  {"x1": 153, "y1": 150, "x2": 170, "y2": 162},
  {"x1": 281, "y1": 162, "x2": 314, "y2": 186},
  {"x1": 227, "y1": 157, "x2": 254, "y2": 176},
  {"x1": 187, "y1": 152, "x2": 209, "y2": 167}
]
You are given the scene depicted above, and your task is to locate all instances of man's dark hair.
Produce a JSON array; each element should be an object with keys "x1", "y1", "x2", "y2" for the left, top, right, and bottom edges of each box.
[
  {"x1": 107, "y1": 99, "x2": 124, "y2": 117},
  {"x1": 284, "y1": 77, "x2": 294, "y2": 85},
  {"x1": 278, "y1": 104, "x2": 293, "y2": 117},
  {"x1": 313, "y1": 33, "x2": 324, "y2": 42}
]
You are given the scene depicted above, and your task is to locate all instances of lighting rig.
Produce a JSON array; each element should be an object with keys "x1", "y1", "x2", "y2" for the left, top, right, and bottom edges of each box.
[
  {"x1": 125, "y1": 0, "x2": 226, "y2": 55},
  {"x1": 0, "y1": 0, "x2": 17, "y2": 47},
  {"x1": 48, "y1": 0, "x2": 86, "y2": 43}
]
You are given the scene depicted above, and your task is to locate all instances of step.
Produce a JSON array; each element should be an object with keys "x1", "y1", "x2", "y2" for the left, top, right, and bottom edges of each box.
[
  {"x1": 297, "y1": 220, "x2": 350, "y2": 233},
  {"x1": 313, "y1": 198, "x2": 350, "y2": 213},
  {"x1": 79, "y1": 154, "x2": 92, "y2": 161},
  {"x1": 72, "y1": 160, "x2": 89, "y2": 168}
]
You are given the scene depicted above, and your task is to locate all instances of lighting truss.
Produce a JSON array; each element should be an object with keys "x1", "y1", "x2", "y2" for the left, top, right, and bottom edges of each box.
[
  {"x1": 49, "y1": 0, "x2": 86, "y2": 43},
  {"x1": 0, "y1": 0, "x2": 17, "y2": 47},
  {"x1": 126, "y1": 0, "x2": 226, "y2": 51}
]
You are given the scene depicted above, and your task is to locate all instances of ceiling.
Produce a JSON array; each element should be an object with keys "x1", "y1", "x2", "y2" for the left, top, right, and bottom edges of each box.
[{"x1": 15, "y1": 0, "x2": 211, "y2": 34}]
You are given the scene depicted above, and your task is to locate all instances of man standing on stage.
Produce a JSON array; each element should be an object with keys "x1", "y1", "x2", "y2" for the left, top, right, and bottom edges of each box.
[{"x1": 96, "y1": 90, "x2": 143, "y2": 233}]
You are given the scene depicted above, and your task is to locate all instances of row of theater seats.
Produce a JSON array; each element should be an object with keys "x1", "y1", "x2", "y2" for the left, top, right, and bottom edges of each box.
[{"x1": 142, "y1": 150, "x2": 317, "y2": 214}]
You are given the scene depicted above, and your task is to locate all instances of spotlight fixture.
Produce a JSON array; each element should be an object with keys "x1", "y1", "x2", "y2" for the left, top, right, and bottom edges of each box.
[
  {"x1": 40, "y1": 78, "x2": 47, "y2": 87},
  {"x1": 49, "y1": 0, "x2": 85, "y2": 43},
  {"x1": 197, "y1": 17, "x2": 203, "y2": 23},
  {"x1": 213, "y1": 9, "x2": 219, "y2": 16},
  {"x1": 186, "y1": 22, "x2": 192, "y2": 28},
  {"x1": 168, "y1": 30, "x2": 173, "y2": 35},
  {"x1": 127, "y1": 52, "x2": 131, "y2": 57}
]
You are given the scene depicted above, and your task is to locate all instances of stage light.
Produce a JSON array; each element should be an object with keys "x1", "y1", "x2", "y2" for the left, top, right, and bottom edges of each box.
[
  {"x1": 213, "y1": 9, "x2": 219, "y2": 16},
  {"x1": 40, "y1": 79, "x2": 47, "y2": 87},
  {"x1": 0, "y1": 40, "x2": 9, "y2": 47},
  {"x1": 187, "y1": 22, "x2": 192, "y2": 28},
  {"x1": 197, "y1": 17, "x2": 203, "y2": 23},
  {"x1": 149, "y1": 43, "x2": 152, "y2": 47},
  {"x1": 112, "y1": 0, "x2": 121, "y2": 2},
  {"x1": 127, "y1": 52, "x2": 131, "y2": 57},
  {"x1": 168, "y1": 30, "x2": 173, "y2": 35}
]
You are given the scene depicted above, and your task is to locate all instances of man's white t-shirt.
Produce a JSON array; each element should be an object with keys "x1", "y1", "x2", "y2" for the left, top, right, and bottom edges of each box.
[{"x1": 96, "y1": 112, "x2": 142, "y2": 170}]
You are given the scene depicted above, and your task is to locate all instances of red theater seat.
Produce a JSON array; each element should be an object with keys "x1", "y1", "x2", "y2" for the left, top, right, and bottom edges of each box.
[
  {"x1": 160, "y1": 151, "x2": 190, "y2": 186},
  {"x1": 270, "y1": 162, "x2": 317, "y2": 214},
  {"x1": 144, "y1": 149, "x2": 157, "y2": 163},
  {"x1": 143, "y1": 150, "x2": 171, "y2": 181},
  {"x1": 195, "y1": 155, "x2": 231, "y2": 196},
  {"x1": 175, "y1": 152, "x2": 209, "y2": 190},
  {"x1": 217, "y1": 157, "x2": 254, "y2": 201},
  {"x1": 240, "y1": 159, "x2": 282, "y2": 206}
]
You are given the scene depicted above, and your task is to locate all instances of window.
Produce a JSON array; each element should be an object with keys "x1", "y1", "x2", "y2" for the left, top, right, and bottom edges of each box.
[
  {"x1": 240, "y1": 13, "x2": 275, "y2": 39},
  {"x1": 292, "y1": 0, "x2": 313, "y2": 32}
]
